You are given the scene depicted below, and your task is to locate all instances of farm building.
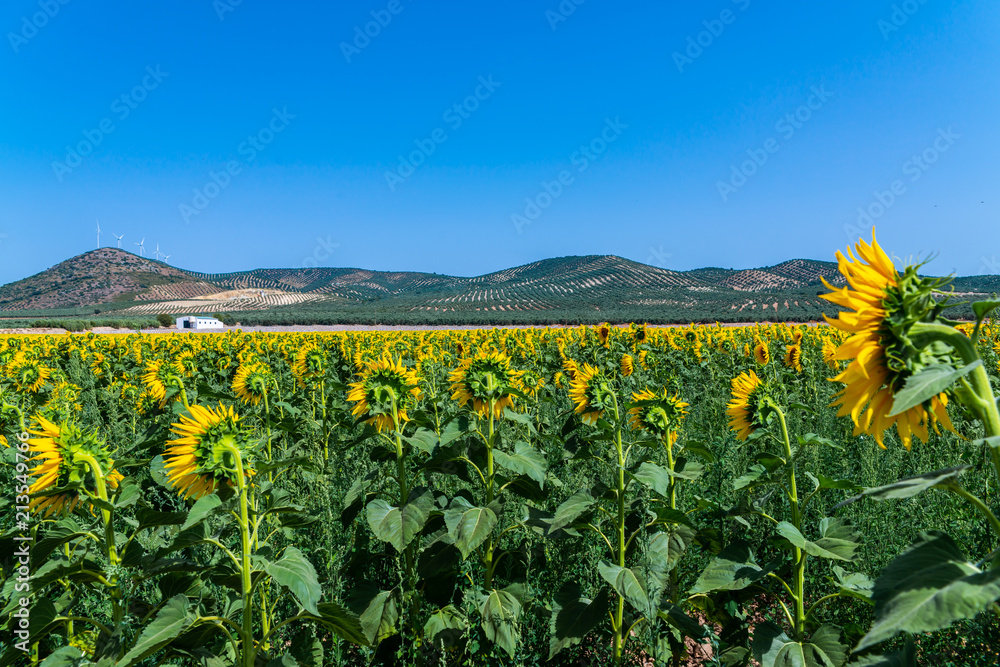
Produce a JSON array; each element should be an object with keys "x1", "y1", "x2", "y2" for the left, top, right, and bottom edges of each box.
[{"x1": 175, "y1": 316, "x2": 225, "y2": 330}]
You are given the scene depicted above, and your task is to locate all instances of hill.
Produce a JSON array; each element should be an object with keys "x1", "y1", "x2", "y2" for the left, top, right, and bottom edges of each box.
[{"x1": 1, "y1": 249, "x2": 996, "y2": 325}]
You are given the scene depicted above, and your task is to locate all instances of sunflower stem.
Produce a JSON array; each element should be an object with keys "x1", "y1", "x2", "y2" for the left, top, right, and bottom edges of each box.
[
  {"x1": 223, "y1": 443, "x2": 255, "y2": 667},
  {"x1": 611, "y1": 394, "x2": 626, "y2": 667},
  {"x1": 774, "y1": 406, "x2": 806, "y2": 641},
  {"x1": 485, "y1": 394, "x2": 496, "y2": 590}
]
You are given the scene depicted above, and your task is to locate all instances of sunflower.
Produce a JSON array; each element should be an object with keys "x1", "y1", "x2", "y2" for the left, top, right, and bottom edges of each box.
[
  {"x1": 753, "y1": 340, "x2": 770, "y2": 366},
  {"x1": 628, "y1": 388, "x2": 688, "y2": 442},
  {"x1": 597, "y1": 325, "x2": 611, "y2": 348},
  {"x1": 12, "y1": 359, "x2": 51, "y2": 393},
  {"x1": 449, "y1": 349, "x2": 523, "y2": 419},
  {"x1": 638, "y1": 350, "x2": 649, "y2": 369},
  {"x1": 1, "y1": 435, "x2": 8, "y2": 448},
  {"x1": 726, "y1": 371, "x2": 767, "y2": 442},
  {"x1": 142, "y1": 359, "x2": 183, "y2": 407},
  {"x1": 347, "y1": 354, "x2": 422, "y2": 432},
  {"x1": 821, "y1": 232, "x2": 957, "y2": 449},
  {"x1": 517, "y1": 369, "x2": 545, "y2": 400},
  {"x1": 553, "y1": 371, "x2": 565, "y2": 389},
  {"x1": 292, "y1": 345, "x2": 329, "y2": 389},
  {"x1": 784, "y1": 344, "x2": 803, "y2": 373},
  {"x1": 620, "y1": 354, "x2": 634, "y2": 377},
  {"x1": 27, "y1": 416, "x2": 123, "y2": 517},
  {"x1": 163, "y1": 404, "x2": 253, "y2": 500},
  {"x1": 232, "y1": 361, "x2": 273, "y2": 406},
  {"x1": 569, "y1": 363, "x2": 614, "y2": 425},
  {"x1": 822, "y1": 339, "x2": 840, "y2": 370}
]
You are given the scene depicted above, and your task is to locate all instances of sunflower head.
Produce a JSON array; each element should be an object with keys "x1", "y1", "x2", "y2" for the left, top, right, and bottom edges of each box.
[
  {"x1": 143, "y1": 359, "x2": 184, "y2": 406},
  {"x1": 27, "y1": 416, "x2": 123, "y2": 517},
  {"x1": 821, "y1": 232, "x2": 958, "y2": 449},
  {"x1": 628, "y1": 388, "x2": 689, "y2": 440},
  {"x1": 517, "y1": 369, "x2": 545, "y2": 400},
  {"x1": 164, "y1": 404, "x2": 254, "y2": 500},
  {"x1": 620, "y1": 354, "x2": 634, "y2": 377},
  {"x1": 597, "y1": 325, "x2": 611, "y2": 348},
  {"x1": 347, "y1": 354, "x2": 422, "y2": 432},
  {"x1": 783, "y1": 344, "x2": 803, "y2": 373},
  {"x1": 726, "y1": 371, "x2": 771, "y2": 442},
  {"x1": 753, "y1": 340, "x2": 770, "y2": 366},
  {"x1": 12, "y1": 359, "x2": 51, "y2": 394},
  {"x1": 292, "y1": 346, "x2": 328, "y2": 388},
  {"x1": 449, "y1": 349, "x2": 522, "y2": 419},
  {"x1": 569, "y1": 363, "x2": 615, "y2": 425},
  {"x1": 232, "y1": 361, "x2": 273, "y2": 406}
]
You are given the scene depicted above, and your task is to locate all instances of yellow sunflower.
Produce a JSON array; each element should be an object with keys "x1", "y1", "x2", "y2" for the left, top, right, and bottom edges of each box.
[
  {"x1": 163, "y1": 403, "x2": 253, "y2": 500},
  {"x1": 291, "y1": 345, "x2": 328, "y2": 389},
  {"x1": 347, "y1": 354, "x2": 422, "y2": 432},
  {"x1": 12, "y1": 359, "x2": 51, "y2": 393},
  {"x1": 569, "y1": 363, "x2": 613, "y2": 425},
  {"x1": 628, "y1": 388, "x2": 688, "y2": 442},
  {"x1": 449, "y1": 349, "x2": 522, "y2": 419},
  {"x1": 726, "y1": 371, "x2": 767, "y2": 442},
  {"x1": 822, "y1": 339, "x2": 840, "y2": 370},
  {"x1": 232, "y1": 361, "x2": 273, "y2": 406},
  {"x1": 821, "y1": 233, "x2": 957, "y2": 449},
  {"x1": 753, "y1": 341, "x2": 770, "y2": 366},
  {"x1": 784, "y1": 344, "x2": 803, "y2": 373},
  {"x1": 620, "y1": 354, "x2": 634, "y2": 377},
  {"x1": 142, "y1": 359, "x2": 183, "y2": 407},
  {"x1": 27, "y1": 416, "x2": 123, "y2": 517}
]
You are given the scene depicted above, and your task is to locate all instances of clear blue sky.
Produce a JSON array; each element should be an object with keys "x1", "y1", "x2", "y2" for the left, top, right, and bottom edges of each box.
[{"x1": 1, "y1": 0, "x2": 998, "y2": 285}]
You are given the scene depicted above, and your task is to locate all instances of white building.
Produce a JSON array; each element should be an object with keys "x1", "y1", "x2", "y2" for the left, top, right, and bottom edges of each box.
[{"x1": 176, "y1": 316, "x2": 225, "y2": 330}]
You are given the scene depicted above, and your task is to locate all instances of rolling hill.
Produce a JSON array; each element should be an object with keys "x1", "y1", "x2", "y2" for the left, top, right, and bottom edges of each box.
[{"x1": 0, "y1": 249, "x2": 996, "y2": 325}]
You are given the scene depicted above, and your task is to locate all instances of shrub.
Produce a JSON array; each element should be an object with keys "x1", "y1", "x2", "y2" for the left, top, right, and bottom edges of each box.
[{"x1": 156, "y1": 313, "x2": 174, "y2": 327}]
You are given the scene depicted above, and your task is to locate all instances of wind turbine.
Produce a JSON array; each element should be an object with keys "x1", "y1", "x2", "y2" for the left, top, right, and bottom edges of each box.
[
  {"x1": 113, "y1": 233, "x2": 124, "y2": 248},
  {"x1": 154, "y1": 243, "x2": 164, "y2": 261},
  {"x1": 162, "y1": 254, "x2": 171, "y2": 262},
  {"x1": 134, "y1": 238, "x2": 145, "y2": 257},
  {"x1": 96, "y1": 219, "x2": 101, "y2": 248}
]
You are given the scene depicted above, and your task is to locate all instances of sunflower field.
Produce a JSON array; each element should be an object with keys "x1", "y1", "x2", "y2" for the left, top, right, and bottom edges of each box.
[{"x1": 1, "y1": 236, "x2": 1000, "y2": 667}]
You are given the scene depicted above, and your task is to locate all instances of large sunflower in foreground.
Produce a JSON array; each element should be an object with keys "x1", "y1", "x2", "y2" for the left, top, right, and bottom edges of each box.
[
  {"x1": 27, "y1": 416, "x2": 123, "y2": 517},
  {"x1": 629, "y1": 388, "x2": 688, "y2": 442},
  {"x1": 347, "y1": 354, "x2": 421, "y2": 432},
  {"x1": 569, "y1": 363, "x2": 614, "y2": 425},
  {"x1": 163, "y1": 404, "x2": 253, "y2": 500},
  {"x1": 726, "y1": 371, "x2": 767, "y2": 442},
  {"x1": 820, "y1": 233, "x2": 956, "y2": 449}
]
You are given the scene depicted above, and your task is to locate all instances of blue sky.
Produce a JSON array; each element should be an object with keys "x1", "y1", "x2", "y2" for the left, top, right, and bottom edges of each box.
[{"x1": 1, "y1": 0, "x2": 998, "y2": 285}]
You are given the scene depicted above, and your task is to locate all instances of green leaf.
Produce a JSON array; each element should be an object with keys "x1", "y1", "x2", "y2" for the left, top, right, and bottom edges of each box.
[
  {"x1": 753, "y1": 622, "x2": 848, "y2": 667},
  {"x1": 548, "y1": 488, "x2": 598, "y2": 533},
  {"x1": 848, "y1": 637, "x2": 914, "y2": 666},
  {"x1": 657, "y1": 601, "x2": 707, "y2": 639},
  {"x1": 835, "y1": 466, "x2": 969, "y2": 509},
  {"x1": 444, "y1": 497, "x2": 498, "y2": 560},
  {"x1": 404, "y1": 428, "x2": 439, "y2": 455},
  {"x1": 37, "y1": 647, "x2": 87, "y2": 667},
  {"x1": 309, "y1": 602, "x2": 369, "y2": 647},
  {"x1": 972, "y1": 298, "x2": 1000, "y2": 323},
  {"x1": 263, "y1": 546, "x2": 321, "y2": 615},
  {"x1": 633, "y1": 462, "x2": 671, "y2": 496},
  {"x1": 776, "y1": 519, "x2": 860, "y2": 562},
  {"x1": 114, "y1": 480, "x2": 142, "y2": 509},
  {"x1": 548, "y1": 582, "x2": 609, "y2": 659},
  {"x1": 647, "y1": 524, "x2": 697, "y2": 574},
  {"x1": 598, "y1": 560, "x2": 651, "y2": 617},
  {"x1": 180, "y1": 494, "x2": 223, "y2": 532},
  {"x1": 357, "y1": 588, "x2": 400, "y2": 644},
  {"x1": 690, "y1": 541, "x2": 766, "y2": 594},
  {"x1": 480, "y1": 587, "x2": 522, "y2": 658},
  {"x1": 424, "y1": 605, "x2": 466, "y2": 648},
  {"x1": 117, "y1": 595, "x2": 196, "y2": 667},
  {"x1": 972, "y1": 436, "x2": 1000, "y2": 451},
  {"x1": 888, "y1": 362, "x2": 981, "y2": 416},
  {"x1": 679, "y1": 440, "x2": 716, "y2": 463},
  {"x1": 365, "y1": 490, "x2": 434, "y2": 552},
  {"x1": 831, "y1": 566, "x2": 874, "y2": 603},
  {"x1": 858, "y1": 531, "x2": 1000, "y2": 650},
  {"x1": 815, "y1": 473, "x2": 861, "y2": 492},
  {"x1": 493, "y1": 441, "x2": 547, "y2": 486}
]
